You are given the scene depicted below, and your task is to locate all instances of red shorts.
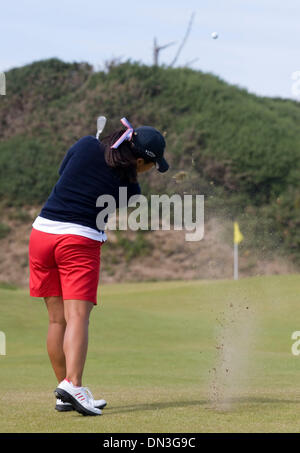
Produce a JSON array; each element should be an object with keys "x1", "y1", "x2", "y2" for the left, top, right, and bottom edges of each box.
[{"x1": 29, "y1": 228, "x2": 103, "y2": 305}]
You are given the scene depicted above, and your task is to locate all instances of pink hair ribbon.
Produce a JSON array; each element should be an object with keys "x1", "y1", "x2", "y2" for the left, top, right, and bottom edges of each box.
[{"x1": 111, "y1": 117, "x2": 134, "y2": 149}]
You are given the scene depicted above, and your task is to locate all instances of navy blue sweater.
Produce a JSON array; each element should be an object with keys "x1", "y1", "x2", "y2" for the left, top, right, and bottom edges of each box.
[{"x1": 39, "y1": 136, "x2": 141, "y2": 232}]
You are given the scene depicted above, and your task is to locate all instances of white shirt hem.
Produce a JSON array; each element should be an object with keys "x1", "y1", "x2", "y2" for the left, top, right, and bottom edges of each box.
[{"x1": 32, "y1": 216, "x2": 107, "y2": 242}]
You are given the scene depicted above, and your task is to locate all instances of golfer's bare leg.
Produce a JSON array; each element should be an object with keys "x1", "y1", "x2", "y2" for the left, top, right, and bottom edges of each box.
[
  {"x1": 44, "y1": 296, "x2": 67, "y2": 382},
  {"x1": 63, "y1": 299, "x2": 94, "y2": 387}
]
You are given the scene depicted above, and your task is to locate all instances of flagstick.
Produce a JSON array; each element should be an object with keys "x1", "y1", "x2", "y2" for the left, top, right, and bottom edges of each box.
[{"x1": 234, "y1": 242, "x2": 239, "y2": 280}]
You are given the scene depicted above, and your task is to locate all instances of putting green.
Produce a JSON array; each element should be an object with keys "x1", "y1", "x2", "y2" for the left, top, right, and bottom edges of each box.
[{"x1": 0, "y1": 275, "x2": 300, "y2": 433}]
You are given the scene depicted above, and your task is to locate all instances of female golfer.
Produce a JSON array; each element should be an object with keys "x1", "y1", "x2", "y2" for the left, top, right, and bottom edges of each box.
[{"x1": 28, "y1": 117, "x2": 169, "y2": 416}]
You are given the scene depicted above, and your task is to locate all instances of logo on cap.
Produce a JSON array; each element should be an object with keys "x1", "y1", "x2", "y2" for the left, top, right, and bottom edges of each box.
[{"x1": 144, "y1": 149, "x2": 156, "y2": 158}]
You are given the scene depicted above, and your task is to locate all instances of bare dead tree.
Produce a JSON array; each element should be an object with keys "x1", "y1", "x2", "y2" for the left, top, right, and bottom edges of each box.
[
  {"x1": 153, "y1": 37, "x2": 176, "y2": 66},
  {"x1": 169, "y1": 12, "x2": 196, "y2": 67},
  {"x1": 184, "y1": 58, "x2": 199, "y2": 68}
]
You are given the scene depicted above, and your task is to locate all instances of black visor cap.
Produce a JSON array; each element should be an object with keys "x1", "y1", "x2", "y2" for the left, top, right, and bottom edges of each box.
[
  {"x1": 156, "y1": 156, "x2": 169, "y2": 173},
  {"x1": 133, "y1": 126, "x2": 169, "y2": 173}
]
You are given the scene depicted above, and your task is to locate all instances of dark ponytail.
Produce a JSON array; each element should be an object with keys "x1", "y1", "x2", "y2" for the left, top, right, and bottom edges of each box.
[{"x1": 101, "y1": 129, "x2": 153, "y2": 183}]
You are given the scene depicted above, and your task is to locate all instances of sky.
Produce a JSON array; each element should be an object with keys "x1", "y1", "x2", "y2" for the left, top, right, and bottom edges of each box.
[{"x1": 1, "y1": 0, "x2": 300, "y2": 101}]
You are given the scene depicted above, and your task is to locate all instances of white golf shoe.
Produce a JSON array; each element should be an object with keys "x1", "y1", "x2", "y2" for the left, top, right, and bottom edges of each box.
[
  {"x1": 54, "y1": 379, "x2": 106, "y2": 416},
  {"x1": 55, "y1": 398, "x2": 73, "y2": 412}
]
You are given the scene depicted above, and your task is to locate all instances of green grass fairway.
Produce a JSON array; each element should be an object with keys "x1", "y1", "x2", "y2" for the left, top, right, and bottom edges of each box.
[{"x1": 0, "y1": 275, "x2": 300, "y2": 433}]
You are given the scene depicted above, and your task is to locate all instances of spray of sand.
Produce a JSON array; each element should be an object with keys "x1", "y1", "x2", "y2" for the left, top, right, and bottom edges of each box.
[{"x1": 209, "y1": 296, "x2": 256, "y2": 411}]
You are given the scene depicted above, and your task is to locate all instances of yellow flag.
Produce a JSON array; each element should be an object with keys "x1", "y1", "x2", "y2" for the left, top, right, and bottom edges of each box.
[{"x1": 234, "y1": 222, "x2": 244, "y2": 244}]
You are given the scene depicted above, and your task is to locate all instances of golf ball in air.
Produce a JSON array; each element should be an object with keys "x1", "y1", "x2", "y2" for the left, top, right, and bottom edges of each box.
[{"x1": 211, "y1": 32, "x2": 218, "y2": 39}]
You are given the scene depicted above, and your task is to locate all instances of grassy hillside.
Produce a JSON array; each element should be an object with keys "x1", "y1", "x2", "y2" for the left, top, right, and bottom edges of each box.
[{"x1": 0, "y1": 59, "x2": 299, "y2": 261}]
